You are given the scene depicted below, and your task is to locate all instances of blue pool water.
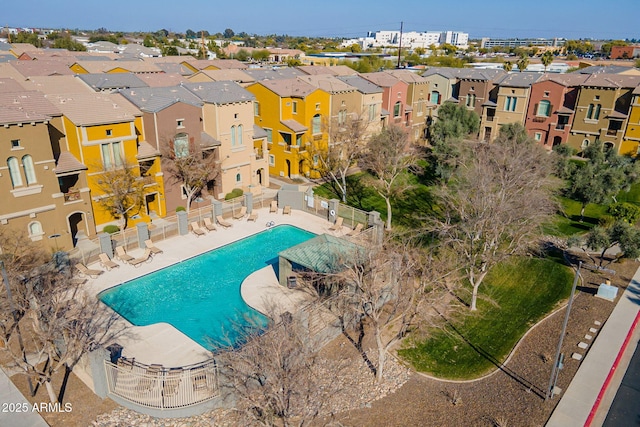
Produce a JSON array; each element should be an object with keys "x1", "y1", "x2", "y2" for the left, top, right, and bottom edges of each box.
[{"x1": 99, "y1": 225, "x2": 315, "y2": 349}]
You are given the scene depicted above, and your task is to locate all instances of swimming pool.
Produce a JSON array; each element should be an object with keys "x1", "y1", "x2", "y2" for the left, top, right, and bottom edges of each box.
[{"x1": 99, "y1": 225, "x2": 316, "y2": 349}]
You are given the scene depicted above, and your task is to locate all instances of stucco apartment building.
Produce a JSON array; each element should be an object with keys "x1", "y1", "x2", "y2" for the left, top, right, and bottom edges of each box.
[
  {"x1": 0, "y1": 86, "x2": 95, "y2": 251},
  {"x1": 384, "y1": 69, "x2": 432, "y2": 143},
  {"x1": 360, "y1": 72, "x2": 410, "y2": 133},
  {"x1": 525, "y1": 73, "x2": 589, "y2": 149}
]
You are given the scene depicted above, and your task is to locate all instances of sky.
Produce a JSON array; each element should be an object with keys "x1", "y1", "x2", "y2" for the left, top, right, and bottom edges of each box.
[{"x1": 4, "y1": 0, "x2": 639, "y2": 40}]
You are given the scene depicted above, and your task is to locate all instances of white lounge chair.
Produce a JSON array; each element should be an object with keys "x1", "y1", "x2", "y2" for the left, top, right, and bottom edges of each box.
[
  {"x1": 216, "y1": 215, "x2": 233, "y2": 228},
  {"x1": 75, "y1": 263, "x2": 103, "y2": 278},
  {"x1": 328, "y1": 217, "x2": 343, "y2": 232},
  {"x1": 233, "y1": 206, "x2": 247, "y2": 220},
  {"x1": 247, "y1": 211, "x2": 258, "y2": 221},
  {"x1": 283, "y1": 205, "x2": 291, "y2": 215},
  {"x1": 115, "y1": 246, "x2": 135, "y2": 264},
  {"x1": 99, "y1": 253, "x2": 119, "y2": 271},
  {"x1": 203, "y1": 217, "x2": 217, "y2": 231},
  {"x1": 145, "y1": 239, "x2": 163, "y2": 255},
  {"x1": 191, "y1": 221, "x2": 206, "y2": 237},
  {"x1": 270, "y1": 200, "x2": 278, "y2": 213},
  {"x1": 130, "y1": 249, "x2": 153, "y2": 267}
]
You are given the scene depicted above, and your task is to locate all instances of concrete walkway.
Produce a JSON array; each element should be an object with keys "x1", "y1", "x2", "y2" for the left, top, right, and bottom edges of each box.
[
  {"x1": 546, "y1": 266, "x2": 640, "y2": 427},
  {"x1": 0, "y1": 367, "x2": 49, "y2": 427}
]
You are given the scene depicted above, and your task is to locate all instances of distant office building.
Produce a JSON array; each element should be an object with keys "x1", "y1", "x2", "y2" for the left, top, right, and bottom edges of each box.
[
  {"x1": 342, "y1": 30, "x2": 469, "y2": 50},
  {"x1": 480, "y1": 38, "x2": 566, "y2": 49},
  {"x1": 610, "y1": 45, "x2": 640, "y2": 59}
]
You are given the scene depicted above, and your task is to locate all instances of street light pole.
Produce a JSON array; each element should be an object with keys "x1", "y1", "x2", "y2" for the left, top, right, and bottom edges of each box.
[
  {"x1": 0, "y1": 260, "x2": 34, "y2": 396},
  {"x1": 546, "y1": 261, "x2": 581, "y2": 400}
]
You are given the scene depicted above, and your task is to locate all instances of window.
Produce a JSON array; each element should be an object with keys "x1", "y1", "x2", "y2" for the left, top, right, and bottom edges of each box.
[
  {"x1": 393, "y1": 101, "x2": 401, "y2": 117},
  {"x1": 534, "y1": 132, "x2": 542, "y2": 141},
  {"x1": 234, "y1": 113, "x2": 239, "y2": 119},
  {"x1": 594, "y1": 104, "x2": 601, "y2": 120},
  {"x1": 174, "y1": 133, "x2": 189, "y2": 158},
  {"x1": 11, "y1": 139, "x2": 20, "y2": 149},
  {"x1": 315, "y1": 103, "x2": 320, "y2": 111},
  {"x1": 431, "y1": 91, "x2": 440, "y2": 105},
  {"x1": 22, "y1": 155, "x2": 36, "y2": 184},
  {"x1": 265, "y1": 128, "x2": 272, "y2": 143},
  {"x1": 236, "y1": 124, "x2": 243, "y2": 145},
  {"x1": 254, "y1": 102, "x2": 260, "y2": 116},
  {"x1": 106, "y1": 129, "x2": 112, "y2": 136},
  {"x1": 292, "y1": 101, "x2": 298, "y2": 114},
  {"x1": 537, "y1": 100, "x2": 551, "y2": 117},
  {"x1": 581, "y1": 139, "x2": 590, "y2": 148},
  {"x1": 231, "y1": 125, "x2": 236, "y2": 146},
  {"x1": 296, "y1": 134, "x2": 303, "y2": 146},
  {"x1": 7, "y1": 157, "x2": 22, "y2": 187},
  {"x1": 504, "y1": 96, "x2": 517, "y2": 112},
  {"x1": 594, "y1": 95, "x2": 600, "y2": 101},
  {"x1": 235, "y1": 173, "x2": 241, "y2": 183},
  {"x1": 338, "y1": 109, "x2": 347, "y2": 125},
  {"x1": 544, "y1": 91, "x2": 550, "y2": 97},
  {"x1": 313, "y1": 154, "x2": 319, "y2": 166},
  {"x1": 281, "y1": 132, "x2": 292, "y2": 147},
  {"x1": 312, "y1": 114, "x2": 321, "y2": 134},
  {"x1": 368, "y1": 104, "x2": 377, "y2": 122},
  {"x1": 586, "y1": 104, "x2": 594, "y2": 119},
  {"x1": 466, "y1": 94, "x2": 476, "y2": 107},
  {"x1": 101, "y1": 141, "x2": 123, "y2": 169},
  {"x1": 269, "y1": 154, "x2": 275, "y2": 166},
  {"x1": 176, "y1": 119, "x2": 184, "y2": 128},
  {"x1": 28, "y1": 221, "x2": 43, "y2": 238}
]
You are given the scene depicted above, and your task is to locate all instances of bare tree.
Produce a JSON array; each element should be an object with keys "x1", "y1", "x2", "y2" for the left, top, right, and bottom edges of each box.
[
  {"x1": 2, "y1": 255, "x2": 124, "y2": 404},
  {"x1": 93, "y1": 161, "x2": 146, "y2": 229},
  {"x1": 311, "y1": 114, "x2": 369, "y2": 202},
  {"x1": 428, "y1": 127, "x2": 559, "y2": 311},
  {"x1": 215, "y1": 313, "x2": 327, "y2": 427},
  {"x1": 359, "y1": 125, "x2": 424, "y2": 230},
  {"x1": 161, "y1": 137, "x2": 219, "y2": 213}
]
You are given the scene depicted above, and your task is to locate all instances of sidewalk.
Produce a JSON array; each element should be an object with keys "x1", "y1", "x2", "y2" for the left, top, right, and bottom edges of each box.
[
  {"x1": 546, "y1": 266, "x2": 640, "y2": 427},
  {"x1": 0, "y1": 367, "x2": 49, "y2": 427}
]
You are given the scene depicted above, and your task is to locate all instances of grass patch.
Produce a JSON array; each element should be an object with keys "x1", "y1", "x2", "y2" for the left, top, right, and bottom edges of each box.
[
  {"x1": 546, "y1": 197, "x2": 608, "y2": 237},
  {"x1": 398, "y1": 257, "x2": 574, "y2": 379},
  {"x1": 616, "y1": 182, "x2": 640, "y2": 206}
]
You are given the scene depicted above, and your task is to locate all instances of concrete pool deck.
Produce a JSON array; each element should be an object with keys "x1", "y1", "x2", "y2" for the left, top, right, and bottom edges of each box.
[{"x1": 85, "y1": 207, "x2": 346, "y2": 367}]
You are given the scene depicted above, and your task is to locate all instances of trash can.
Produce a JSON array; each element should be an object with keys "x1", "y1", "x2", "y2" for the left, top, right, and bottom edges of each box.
[{"x1": 287, "y1": 276, "x2": 297, "y2": 289}]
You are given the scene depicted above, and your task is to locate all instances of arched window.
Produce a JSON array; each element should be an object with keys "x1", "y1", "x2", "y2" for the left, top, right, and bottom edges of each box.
[
  {"x1": 236, "y1": 124, "x2": 243, "y2": 145},
  {"x1": 312, "y1": 114, "x2": 321, "y2": 134},
  {"x1": 174, "y1": 133, "x2": 189, "y2": 158},
  {"x1": 393, "y1": 101, "x2": 401, "y2": 117},
  {"x1": 231, "y1": 125, "x2": 236, "y2": 146},
  {"x1": 22, "y1": 155, "x2": 36, "y2": 184},
  {"x1": 586, "y1": 104, "x2": 594, "y2": 119},
  {"x1": 581, "y1": 139, "x2": 590, "y2": 148},
  {"x1": 28, "y1": 221, "x2": 43, "y2": 237},
  {"x1": 236, "y1": 173, "x2": 241, "y2": 183},
  {"x1": 7, "y1": 157, "x2": 22, "y2": 187}
]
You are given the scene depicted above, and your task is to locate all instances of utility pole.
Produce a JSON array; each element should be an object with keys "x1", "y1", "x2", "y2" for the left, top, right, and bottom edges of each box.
[
  {"x1": 546, "y1": 261, "x2": 581, "y2": 400},
  {"x1": 396, "y1": 21, "x2": 403, "y2": 69}
]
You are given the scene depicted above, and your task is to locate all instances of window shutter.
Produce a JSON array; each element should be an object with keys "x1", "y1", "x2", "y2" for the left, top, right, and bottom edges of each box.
[
  {"x1": 548, "y1": 104, "x2": 553, "y2": 117},
  {"x1": 534, "y1": 103, "x2": 538, "y2": 115}
]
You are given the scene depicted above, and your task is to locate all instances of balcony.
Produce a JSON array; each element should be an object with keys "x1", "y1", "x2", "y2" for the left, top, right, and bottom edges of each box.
[
  {"x1": 485, "y1": 116, "x2": 495, "y2": 122},
  {"x1": 606, "y1": 129, "x2": 619, "y2": 137},
  {"x1": 64, "y1": 189, "x2": 81, "y2": 202},
  {"x1": 533, "y1": 117, "x2": 547, "y2": 123},
  {"x1": 555, "y1": 124, "x2": 566, "y2": 131}
]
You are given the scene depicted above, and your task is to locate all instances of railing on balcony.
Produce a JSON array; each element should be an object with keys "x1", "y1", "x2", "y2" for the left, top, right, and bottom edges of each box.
[
  {"x1": 486, "y1": 116, "x2": 495, "y2": 122},
  {"x1": 606, "y1": 129, "x2": 618, "y2": 136},
  {"x1": 533, "y1": 117, "x2": 546, "y2": 123},
  {"x1": 63, "y1": 190, "x2": 81, "y2": 202},
  {"x1": 555, "y1": 124, "x2": 566, "y2": 130}
]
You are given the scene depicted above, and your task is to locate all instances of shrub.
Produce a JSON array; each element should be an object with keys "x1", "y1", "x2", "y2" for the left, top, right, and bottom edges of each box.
[
  {"x1": 225, "y1": 188, "x2": 244, "y2": 200},
  {"x1": 103, "y1": 225, "x2": 120, "y2": 234},
  {"x1": 608, "y1": 202, "x2": 640, "y2": 224},
  {"x1": 176, "y1": 206, "x2": 186, "y2": 212}
]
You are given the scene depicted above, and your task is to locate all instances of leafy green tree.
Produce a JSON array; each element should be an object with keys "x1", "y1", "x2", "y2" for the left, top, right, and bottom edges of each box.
[
  {"x1": 503, "y1": 61, "x2": 513, "y2": 72},
  {"x1": 601, "y1": 40, "x2": 628, "y2": 56},
  {"x1": 52, "y1": 36, "x2": 86, "y2": 51},
  {"x1": 570, "y1": 220, "x2": 640, "y2": 267},
  {"x1": 541, "y1": 51, "x2": 554, "y2": 71},
  {"x1": 251, "y1": 49, "x2": 271, "y2": 62},
  {"x1": 235, "y1": 49, "x2": 250, "y2": 61},
  {"x1": 564, "y1": 141, "x2": 640, "y2": 220},
  {"x1": 608, "y1": 202, "x2": 640, "y2": 224},
  {"x1": 223, "y1": 28, "x2": 235, "y2": 38}
]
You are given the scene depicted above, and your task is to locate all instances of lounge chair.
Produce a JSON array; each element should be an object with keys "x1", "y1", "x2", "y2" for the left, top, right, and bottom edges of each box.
[
  {"x1": 192, "y1": 371, "x2": 210, "y2": 392},
  {"x1": 129, "y1": 249, "x2": 153, "y2": 267},
  {"x1": 145, "y1": 239, "x2": 163, "y2": 255},
  {"x1": 137, "y1": 364, "x2": 162, "y2": 392},
  {"x1": 115, "y1": 246, "x2": 135, "y2": 264},
  {"x1": 203, "y1": 217, "x2": 217, "y2": 231},
  {"x1": 216, "y1": 215, "x2": 233, "y2": 228},
  {"x1": 270, "y1": 200, "x2": 278, "y2": 213},
  {"x1": 346, "y1": 223, "x2": 364, "y2": 237},
  {"x1": 283, "y1": 205, "x2": 291, "y2": 215},
  {"x1": 99, "y1": 253, "x2": 119, "y2": 271},
  {"x1": 233, "y1": 206, "x2": 247, "y2": 220},
  {"x1": 75, "y1": 263, "x2": 103, "y2": 279},
  {"x1": 328, "y1": 217, "x2": 344, "y2": 232},
  {"x1": 247, "y1": 211, "x2": 258, "y2": 221},
  {"x1": 163, "y1": 368, "x2": 183, "y2": 397},
  {"x1": 191, "y1": 221, "x2": 206, "y2": 237}
]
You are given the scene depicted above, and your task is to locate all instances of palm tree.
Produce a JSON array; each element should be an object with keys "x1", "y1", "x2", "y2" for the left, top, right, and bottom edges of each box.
[
  {"x1": 503, "y1": 61, "x2": 513, "y2": 72},
  {"x1": 516, "y1": 55, "x2": 530, "y2": 72},
  {"x1": 541, "y1": 51, "x2": 554, "y2": 72}
]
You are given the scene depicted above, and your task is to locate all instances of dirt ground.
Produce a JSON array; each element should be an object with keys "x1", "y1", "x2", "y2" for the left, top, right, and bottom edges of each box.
[{"x1": 2, "y1": 253, "x2": 637, "y2": 427}]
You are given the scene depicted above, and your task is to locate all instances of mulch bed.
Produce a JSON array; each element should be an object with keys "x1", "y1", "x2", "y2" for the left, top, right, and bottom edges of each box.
[{"x1": 329, "y1": 254, "x2": 638, "y2": 427}]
